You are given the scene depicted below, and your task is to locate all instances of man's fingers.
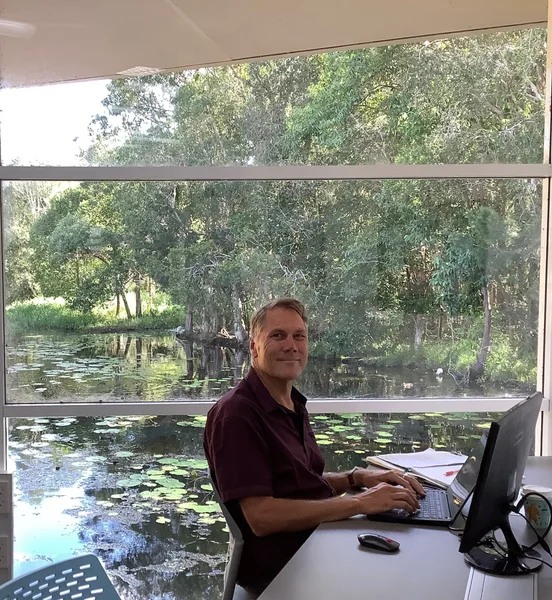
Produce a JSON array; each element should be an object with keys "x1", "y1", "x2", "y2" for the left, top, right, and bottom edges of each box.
[
  {"x1": 405, "y1": 474, "x2": 426, "y2": 496},
  {"x1": 392, "y1": 488, "x2": 419, "y2": 510},
  {"x1": 387, "y1": 471, "x2": 426, "y2": 497},
  {"x1": 393, "y1": 500, "x2": 417, "y2": 514}
]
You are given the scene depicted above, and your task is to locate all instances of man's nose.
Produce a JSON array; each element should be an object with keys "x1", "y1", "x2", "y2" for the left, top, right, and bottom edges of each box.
[{"x1": 282, "y1": 335, "x2": 298, "y2": 351}]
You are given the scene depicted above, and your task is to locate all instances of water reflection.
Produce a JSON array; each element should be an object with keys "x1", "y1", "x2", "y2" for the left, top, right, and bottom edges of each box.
[
  {"x1": 10, "y1": 411, "x2": 500, "y2": 599},
  {"x1": 6, "y1": 333, "x2": 530, "y2": 404}
]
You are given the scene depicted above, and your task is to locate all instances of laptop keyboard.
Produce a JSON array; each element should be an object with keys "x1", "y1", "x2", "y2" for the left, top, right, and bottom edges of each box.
[
  {"x1": 391, "y1": 488, "x2": 450, "y2": 520},
  {"x1": 415, "y1": 489, "x2": 449, "y2": 519}
]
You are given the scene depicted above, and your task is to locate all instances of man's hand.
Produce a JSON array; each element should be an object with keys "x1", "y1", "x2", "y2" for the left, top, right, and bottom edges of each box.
[
  {"x1": 355, "y1": 482, "x2": 420, "y2": 514},
  {"x1": 353, "y1": 468, "x2": 426, "y2": 498}
]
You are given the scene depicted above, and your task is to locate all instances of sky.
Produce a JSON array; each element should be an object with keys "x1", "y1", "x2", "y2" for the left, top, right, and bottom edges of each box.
[{"x1": 1, "y1": 79, "x2": 110, "y2": 166}]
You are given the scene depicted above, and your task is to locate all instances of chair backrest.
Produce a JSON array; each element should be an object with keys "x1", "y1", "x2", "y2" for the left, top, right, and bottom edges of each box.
[
  {"x1": 210, "y1": 474, "x2": 246, "y2": 600},
  {"x1": 0, "y1": 554, "x2": 121, "y2": 600},
  {"x1": 211, "y1": 480, "x2": 244, "y2": 545}
]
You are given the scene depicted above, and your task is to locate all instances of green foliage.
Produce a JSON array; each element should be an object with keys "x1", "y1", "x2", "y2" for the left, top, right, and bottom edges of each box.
[
  {"x1": 6, "y1": 302, "x2": 185, "y2": 335},
  {"x1": 6, "y1": 303, "x2": 99, "y2": 335},
  {"x1": 112, "y1": 306, "x2": 184, "y2": 331},
  {"x1": 484, "y1": 333, "x2": 537, "y2": 384}
]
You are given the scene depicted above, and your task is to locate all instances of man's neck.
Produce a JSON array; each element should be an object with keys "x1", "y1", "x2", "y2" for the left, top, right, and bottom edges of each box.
[{"x1": 253, "y1": 367, "x2": 295, "y2": 411}]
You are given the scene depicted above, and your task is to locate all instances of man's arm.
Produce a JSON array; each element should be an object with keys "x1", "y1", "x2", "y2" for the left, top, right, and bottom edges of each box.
[
  {"x1": 323, "y1": 467, "x2": 426, "y2": 497},
  {"x1": 240, "y1": 482, "x2": 418, "y2": 537},
  {"x1": 322, "y1": 472, "x2": 352, "y2": 495}
]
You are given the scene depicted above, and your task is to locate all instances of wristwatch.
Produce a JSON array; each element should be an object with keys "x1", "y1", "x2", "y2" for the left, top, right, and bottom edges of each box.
[{"x1": 347, "y1": 466, "x2": 361, "y2": 489}]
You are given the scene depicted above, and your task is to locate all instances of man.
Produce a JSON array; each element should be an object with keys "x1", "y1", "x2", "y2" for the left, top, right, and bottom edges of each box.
[{"x1": 204, "y1": 298, "x2": 424, "y2": 597}]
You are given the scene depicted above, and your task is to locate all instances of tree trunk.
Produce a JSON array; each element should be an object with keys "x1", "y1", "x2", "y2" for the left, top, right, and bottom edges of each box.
[
  {"x1": 231, "y1": 285, "x2": 248, "y2": 346},
  {"x1": 136, "y1": 337, "x2": 142, "y2": 368},
  {"x1": 185, "y1": 309, "x2": 193, "y2": 334},
  {"x1": 121, "y1": 291, "x2": 132, "y2": 320},
  {"x1": 468, "y1": 284, "x2": 492, "y2": 383},
  {"x1": 115, "y1": 293, "x2": 120, "y2": 317},
  {"x1": 123, "y1": 335, "x2": 132, "y2": 358},
  {"x1": 413, "y1": 314, "x2": 425, "y2": 351},
  {"x1": 202, "y1": 309, "x2": 210, "y2": 334},
  {"x1": 134, "y1": 276, "x2": 142, "y2": 318}
]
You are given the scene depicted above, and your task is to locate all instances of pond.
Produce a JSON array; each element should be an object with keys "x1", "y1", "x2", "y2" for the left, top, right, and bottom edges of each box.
[
  {"x1": 5, "y1": 331, "x2": 517, "y2": 597},
  {"x1": 10, "y1": 411, "x2": 501, "y2": 599},
  {"x1": 5, "y1": 332, "x2": 531, "y2": 403}
]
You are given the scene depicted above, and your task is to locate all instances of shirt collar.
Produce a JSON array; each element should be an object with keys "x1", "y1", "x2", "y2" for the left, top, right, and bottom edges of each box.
[{"x1": 245, "y1": 368, "x2": 307, "y2": 413}]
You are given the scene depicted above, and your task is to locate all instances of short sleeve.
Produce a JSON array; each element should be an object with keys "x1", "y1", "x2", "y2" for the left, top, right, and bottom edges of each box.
[{"x1": 208, "y1": 414, "x2": 274, "y2": 503}]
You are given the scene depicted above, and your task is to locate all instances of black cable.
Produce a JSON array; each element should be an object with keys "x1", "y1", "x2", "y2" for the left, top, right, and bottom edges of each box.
[
  {"x1": 526, "y1": 556, "x2": 552, "y2": 569},
  {"x1": 511, "y1": 492, "x2": 552, "y2": 555}
]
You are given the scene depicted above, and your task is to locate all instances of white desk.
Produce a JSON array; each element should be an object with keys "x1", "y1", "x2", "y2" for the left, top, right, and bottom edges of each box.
[{"x1": 259, "y1": 457, "x2": 552, "y2": 600}]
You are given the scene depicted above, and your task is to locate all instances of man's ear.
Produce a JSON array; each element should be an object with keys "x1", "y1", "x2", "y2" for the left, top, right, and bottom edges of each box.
[{"x1": 250, "y1": 337, "x2": 258, "y2": 359}]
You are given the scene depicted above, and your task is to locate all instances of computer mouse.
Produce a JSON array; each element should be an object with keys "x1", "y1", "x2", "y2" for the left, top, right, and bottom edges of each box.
[{"x1": 357, "y1": 533, "x2": 400, "y2": 552}]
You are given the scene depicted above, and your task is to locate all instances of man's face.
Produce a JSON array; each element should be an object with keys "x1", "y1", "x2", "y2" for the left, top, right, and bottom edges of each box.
[{"x1": 250, "y1": 307, "x2": 308, "y2": 382}]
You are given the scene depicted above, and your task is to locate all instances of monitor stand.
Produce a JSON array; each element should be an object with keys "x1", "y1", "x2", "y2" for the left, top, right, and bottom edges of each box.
[{"x1": 464, "y1": 518, "x2": 542, "y2": 576}]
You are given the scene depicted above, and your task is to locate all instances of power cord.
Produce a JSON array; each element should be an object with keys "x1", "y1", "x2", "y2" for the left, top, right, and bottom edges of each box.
[
  {"x1": 510, "y1": 492, "x2": 552, "y2": 555},
  {"x1": 482, "y1": 531, "x2": 552, "y2": 571}
]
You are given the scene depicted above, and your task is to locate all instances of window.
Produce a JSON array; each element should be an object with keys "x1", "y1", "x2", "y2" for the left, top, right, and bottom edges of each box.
[{"x1": 4, "y1": 179, "x2": 541, "y2": 406}]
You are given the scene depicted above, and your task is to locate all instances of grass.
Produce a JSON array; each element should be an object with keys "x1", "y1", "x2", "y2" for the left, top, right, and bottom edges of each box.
[{"x1": 6, "y1": 302, "x2": 184, "y2": 336}]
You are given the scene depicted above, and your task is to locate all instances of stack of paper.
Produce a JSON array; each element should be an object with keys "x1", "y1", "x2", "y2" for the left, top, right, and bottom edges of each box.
[{"x1": 366, "y1": 448, "x2": 468, "y2": 489}]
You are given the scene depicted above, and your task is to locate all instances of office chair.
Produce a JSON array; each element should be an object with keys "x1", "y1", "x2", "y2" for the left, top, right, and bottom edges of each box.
[
  {"x1": 0, "y1": 554, "x2": 121, "y2": 600},
  {"x1": 210, "y1": 475, "x2": 254, "y2": 600}
]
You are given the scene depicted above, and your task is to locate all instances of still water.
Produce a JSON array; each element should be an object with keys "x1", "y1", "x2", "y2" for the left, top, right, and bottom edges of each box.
[
  {"x1": 6, "y1": 333, "x2": 510, "y2": 598},
  {"x1": 10, "y1": 411, "x2": 502, "y2": 599},
  {"x1": 6, "y1": 332, "x2": 528, "y2": 403}
]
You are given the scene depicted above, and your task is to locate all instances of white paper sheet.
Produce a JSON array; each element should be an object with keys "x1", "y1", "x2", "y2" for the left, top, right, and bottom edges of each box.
[{"x1": 375, "y1": 448, "x2": 467, "y2": 469}]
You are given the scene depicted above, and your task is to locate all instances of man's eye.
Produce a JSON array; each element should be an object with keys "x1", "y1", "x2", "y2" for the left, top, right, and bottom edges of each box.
[
  {"x1": 295, "y1": 334, "x2": 306, "y2": 340},
  {"x1": 272, "y1": 333, "x2": 284, "y2": 339}
]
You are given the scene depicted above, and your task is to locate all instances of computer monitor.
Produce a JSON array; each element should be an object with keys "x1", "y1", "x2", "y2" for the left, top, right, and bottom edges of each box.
[{"x1": 458, "y1": 391, "x2": 543, "y2": 575}]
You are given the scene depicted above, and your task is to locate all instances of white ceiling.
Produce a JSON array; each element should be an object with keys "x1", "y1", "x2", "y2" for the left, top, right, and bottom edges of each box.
[{"x1": 0, "y1": 0, "x2": 547, "y2": 88}]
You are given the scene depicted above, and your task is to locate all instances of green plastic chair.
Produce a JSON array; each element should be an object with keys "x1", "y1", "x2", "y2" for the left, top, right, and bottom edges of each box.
[{"x1": 0, "y1": 554, "x2": 121, "y2": 600}]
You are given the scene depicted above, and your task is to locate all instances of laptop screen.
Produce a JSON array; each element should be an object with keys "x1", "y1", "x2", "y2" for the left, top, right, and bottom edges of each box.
[{"x1": 447, "y1": 432, "x2": 488, "y2": 517}]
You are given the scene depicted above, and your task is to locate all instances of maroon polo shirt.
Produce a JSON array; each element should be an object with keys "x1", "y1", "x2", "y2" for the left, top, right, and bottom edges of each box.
[{"x1": 203, "y1": 368, "x2": 335, "y2": 593}]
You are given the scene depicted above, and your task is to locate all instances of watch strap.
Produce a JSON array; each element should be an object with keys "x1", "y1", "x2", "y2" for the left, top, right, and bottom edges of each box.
[{"x1": 347, "y1": 466, "x2": 360, "y2": 489}]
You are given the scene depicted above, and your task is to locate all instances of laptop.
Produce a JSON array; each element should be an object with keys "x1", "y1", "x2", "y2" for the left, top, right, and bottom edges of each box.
[{"x1": 366, "y1": 432, "x2": 488, "y2": 528}]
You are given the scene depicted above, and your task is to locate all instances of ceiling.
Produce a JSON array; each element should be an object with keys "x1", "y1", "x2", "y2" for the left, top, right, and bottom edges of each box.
[{"x1": 0, "y1": 0, "x2": 547, "y2": 88}]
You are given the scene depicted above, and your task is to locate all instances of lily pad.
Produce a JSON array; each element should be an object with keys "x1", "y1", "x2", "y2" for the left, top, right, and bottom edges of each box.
[
  {"x1": 156, "y1": 517, "x2": 171, "y2": 524},
  {"x1": 156, "y1": 478, "x2": 186, "y2": 489},
  {"x1": 117, "y1": 479, "x2": 143, "y2": 487}
]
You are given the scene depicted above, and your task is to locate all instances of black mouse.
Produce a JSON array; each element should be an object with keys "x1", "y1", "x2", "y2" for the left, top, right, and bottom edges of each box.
[{"x1": 357, "y1": 533, "x2": 400, "y2": 552}]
